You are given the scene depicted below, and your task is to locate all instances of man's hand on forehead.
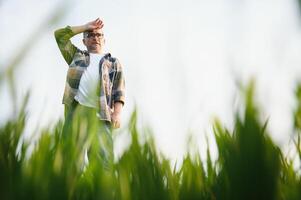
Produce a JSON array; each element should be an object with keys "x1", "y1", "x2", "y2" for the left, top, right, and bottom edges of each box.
[{"x1": 85, "y1": 18, "x2": 104, "y2": 31}]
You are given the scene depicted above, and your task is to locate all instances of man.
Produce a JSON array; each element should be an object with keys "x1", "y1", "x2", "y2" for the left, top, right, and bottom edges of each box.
[{"x1": 54, "y1": 18, "x2": 125, "y2": 170}]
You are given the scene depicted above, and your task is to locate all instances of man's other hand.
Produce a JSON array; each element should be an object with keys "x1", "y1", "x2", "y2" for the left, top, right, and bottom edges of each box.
[{"x1": 111, "y1": 112, "x2": 121, "y2": 129}]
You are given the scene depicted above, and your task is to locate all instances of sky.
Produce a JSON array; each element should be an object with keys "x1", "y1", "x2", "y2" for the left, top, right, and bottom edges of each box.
[{"x1": 1, "y1": 0, "x2": 301, "y2": 163}]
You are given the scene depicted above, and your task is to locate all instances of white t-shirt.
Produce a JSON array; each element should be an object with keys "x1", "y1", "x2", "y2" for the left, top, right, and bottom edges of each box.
[{"x1": 74, "y1": 53, "x2": 104, "y2": 108}]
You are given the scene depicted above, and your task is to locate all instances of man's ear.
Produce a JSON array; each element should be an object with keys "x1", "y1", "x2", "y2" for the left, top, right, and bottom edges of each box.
[{"x1": 82, "y1": 39, "x2": 87, "y2": 46}]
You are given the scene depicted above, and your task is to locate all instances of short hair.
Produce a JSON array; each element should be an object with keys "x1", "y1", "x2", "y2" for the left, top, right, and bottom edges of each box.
[{"x1": 83, "y1": 31, "x2": 89, "y2": 39}]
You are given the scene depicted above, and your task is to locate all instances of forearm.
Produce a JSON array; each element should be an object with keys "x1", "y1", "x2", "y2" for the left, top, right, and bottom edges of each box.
[
  {"x1": 113, "y1": 102, "x2": 123, "y2": 115},
  {"x1": 54, "y1": 24, "x2": 87, "y2": 39},
  {"x1": 70, "y1": 18, "x2": 103, "y2": 34},
  {"x1": 69, "y1": 25, "x2": 88, "y2": 35}
]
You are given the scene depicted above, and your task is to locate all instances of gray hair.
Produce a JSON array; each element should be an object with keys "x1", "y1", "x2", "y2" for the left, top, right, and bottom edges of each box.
[{"x1": 83, "y1": 31, "x2": 89, "y2": 39}]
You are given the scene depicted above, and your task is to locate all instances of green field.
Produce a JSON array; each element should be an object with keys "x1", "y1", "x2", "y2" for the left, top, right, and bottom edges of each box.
[{"x1": 1, "y1": 81, "x2": 301, "y2": 200}]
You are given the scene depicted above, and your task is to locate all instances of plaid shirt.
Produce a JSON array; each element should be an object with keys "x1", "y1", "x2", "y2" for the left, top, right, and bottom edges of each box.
[{"x1": 54, "y1": 26, "x2": 125, "y2": 121}]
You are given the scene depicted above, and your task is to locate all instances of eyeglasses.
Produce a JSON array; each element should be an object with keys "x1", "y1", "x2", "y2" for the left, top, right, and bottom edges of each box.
[{"x1": 86, "y1": 32, "x2": 104, "y2": 38}]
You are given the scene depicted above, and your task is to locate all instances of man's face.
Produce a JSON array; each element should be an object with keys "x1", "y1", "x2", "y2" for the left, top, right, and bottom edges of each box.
[{"x1": 83, "y1": 29, "x2": 105, "y2": 53}]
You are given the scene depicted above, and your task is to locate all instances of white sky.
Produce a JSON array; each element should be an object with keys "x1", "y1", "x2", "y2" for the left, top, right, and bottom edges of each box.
[{"x1": 1, "y1": 0, "x2": 301, "y2": 163}]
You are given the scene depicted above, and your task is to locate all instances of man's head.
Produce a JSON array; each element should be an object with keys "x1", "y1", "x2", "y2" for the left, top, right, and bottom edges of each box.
[{"x1": 82, "y1": 29, "x2": 105, "y2": 54}]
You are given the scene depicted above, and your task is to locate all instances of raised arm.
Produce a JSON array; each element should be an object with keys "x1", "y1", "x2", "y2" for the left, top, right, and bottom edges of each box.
[{"x1": 54, "y1": 18, "x2": 104, "y2": 65}]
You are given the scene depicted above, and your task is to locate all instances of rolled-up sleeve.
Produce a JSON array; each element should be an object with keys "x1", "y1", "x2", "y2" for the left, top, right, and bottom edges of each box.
[{"x1": 112, "y1": 59, "x2": 125, "y2": 105}]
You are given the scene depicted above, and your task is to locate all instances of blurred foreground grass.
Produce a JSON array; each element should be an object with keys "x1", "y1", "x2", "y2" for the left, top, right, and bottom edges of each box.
[
  {"x1": 2, "y1": 1, "x2": 301, "y2": 199},
  {"x1": 1, "y1": 81, "x2": 301, "y2": 200}
]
